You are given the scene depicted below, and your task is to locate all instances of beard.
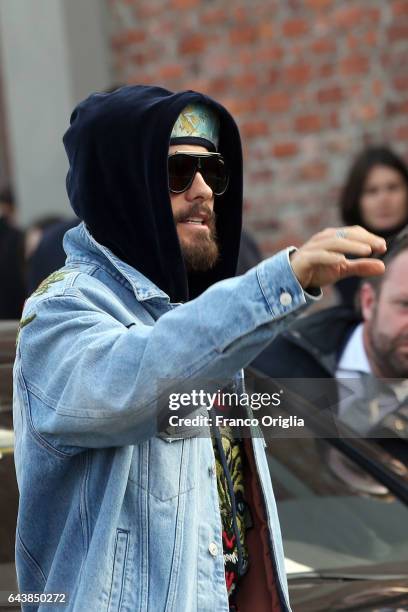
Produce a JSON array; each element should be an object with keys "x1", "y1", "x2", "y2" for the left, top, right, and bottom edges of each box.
[
  {"x1": 173, "y1": 204, "x2": 219, "y2": 272},
  {"x1": 368, "y1": 316, "x2": 408, "y2": 379}
]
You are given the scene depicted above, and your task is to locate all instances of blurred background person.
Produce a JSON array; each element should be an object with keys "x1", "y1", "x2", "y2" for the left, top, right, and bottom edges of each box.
[
  {"x1": 0, "y1": 187, "x2": 17, "y2": 227},
  {"x1": 25, "y1": 217, "x2": 78, "y2": 294},
  {"x1": 24, "y1": 214, "x2": 67, "y2": 294},
  {"x1": 0, "y1": 187, "x2": 25, "y2": 319},
  {"x1": 24, "y1": 214, "x2": 64, "y2": 262},
  {"x1": 336, "y1": 146, "x2": 408, "y2": 306}
]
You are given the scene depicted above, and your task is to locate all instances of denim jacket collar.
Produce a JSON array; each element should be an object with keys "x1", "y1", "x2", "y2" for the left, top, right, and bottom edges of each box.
[{"x1": 64, "y1": 222, "x2": 171, "y2": 303}]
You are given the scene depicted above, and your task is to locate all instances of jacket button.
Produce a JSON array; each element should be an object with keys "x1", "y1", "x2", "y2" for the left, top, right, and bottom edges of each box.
[
  {"x1": 208, "y1": 542, "x2": 218, "y2": 557},
  {"x1": 280, "y1": 292, "x2": 292, "y2": 306},
  {"x1": 208, "y1": 464, "x2": 216, "y2": 477}
]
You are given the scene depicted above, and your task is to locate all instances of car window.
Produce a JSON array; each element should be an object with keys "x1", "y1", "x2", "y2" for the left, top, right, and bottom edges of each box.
[{"x1": 267, "y1": 436, "x2": 408, "y2": 573}]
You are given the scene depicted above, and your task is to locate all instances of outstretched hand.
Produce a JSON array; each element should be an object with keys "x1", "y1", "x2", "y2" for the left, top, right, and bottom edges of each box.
[{"x1": 290, "y1": 226, "x2": 387, "y2": 289}]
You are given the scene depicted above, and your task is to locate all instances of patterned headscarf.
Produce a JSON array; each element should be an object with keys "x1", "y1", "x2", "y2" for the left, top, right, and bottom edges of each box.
[{"x1": 170, "y1": 103, "x2": 219, "y2": 151}]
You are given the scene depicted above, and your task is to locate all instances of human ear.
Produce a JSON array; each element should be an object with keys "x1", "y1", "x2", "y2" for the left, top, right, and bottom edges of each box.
[{"x1": 360, "y1": 282, "x2": 377, "y2": 322}]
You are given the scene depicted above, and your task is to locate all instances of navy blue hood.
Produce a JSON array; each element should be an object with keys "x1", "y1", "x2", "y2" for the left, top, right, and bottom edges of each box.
[{"x1": 63, "y1": 85, "x2": 243, "y2": 302}]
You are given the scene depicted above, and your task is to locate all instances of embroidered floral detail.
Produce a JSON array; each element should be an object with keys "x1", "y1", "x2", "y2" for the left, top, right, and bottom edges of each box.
[
  {"x1": 32, "y1": 269, "x2": 74, "y2": 297},
  {"x1": 16, "y1": 313, "x2": 37, "y2": 346},
  {"x1": 213, "y1": 426, "x2": 251, "y2": 598}
]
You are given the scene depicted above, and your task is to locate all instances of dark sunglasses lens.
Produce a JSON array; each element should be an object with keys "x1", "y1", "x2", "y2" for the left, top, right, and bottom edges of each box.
[
  {"x1": 168, "y1": 155, "x2": 196, "y2": 192},
  {"x1": 168, "y1": 154, "x2": 229, "y2": 195},
  {"x1": 201, "y1": 157, "x2": 229, "y2": 195}
]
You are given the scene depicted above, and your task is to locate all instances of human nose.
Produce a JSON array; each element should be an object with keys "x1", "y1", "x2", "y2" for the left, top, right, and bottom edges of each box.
[{"x1": 186, "y1": 171, "x2": 214, "y2": 205}]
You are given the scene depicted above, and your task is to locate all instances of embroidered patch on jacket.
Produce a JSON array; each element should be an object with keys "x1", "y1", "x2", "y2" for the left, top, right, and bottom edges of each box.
[
  {"x1": 32, "y1": 269, "x2": 74, "y2": 297},
  {"x1": 16, "y1": 313, "x2": 37, "y2": 346}
]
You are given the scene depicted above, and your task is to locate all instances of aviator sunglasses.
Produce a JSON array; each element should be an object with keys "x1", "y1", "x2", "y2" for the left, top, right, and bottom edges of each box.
[{"x1": 168, "y1": 151, "x2": 229, "y2": 196}]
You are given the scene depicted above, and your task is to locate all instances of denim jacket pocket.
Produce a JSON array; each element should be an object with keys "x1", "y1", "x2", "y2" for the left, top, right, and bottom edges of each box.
[
  {"x1": 107, "y1": 529, "x2": 129, "y2": 612},
  {"x1": 128, "y1": 437, "x2": 197, "y2": 501}
]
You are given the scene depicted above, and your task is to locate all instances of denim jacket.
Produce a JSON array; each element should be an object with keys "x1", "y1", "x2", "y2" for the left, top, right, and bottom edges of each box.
[{"x1": 13, "y1": 223, "x2": 317, "y2": 611}]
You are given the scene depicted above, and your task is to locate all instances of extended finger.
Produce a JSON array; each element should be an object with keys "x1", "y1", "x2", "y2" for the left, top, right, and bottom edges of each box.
[
  {"x1": 302, "y1": 237, "x2": 374, "y2": 256},
  {"x1": 311, "y1": 226, "x2": 386, "y2": 253},
  {"x1": 334, "y1": 226, "x2": 386, "y2": 253},
  {"x1": 341, "y1": 258, "x2": 385, "y2": 277},
  {"x1": 296, "y1": 250, "x2": 346, "y2": 265}
]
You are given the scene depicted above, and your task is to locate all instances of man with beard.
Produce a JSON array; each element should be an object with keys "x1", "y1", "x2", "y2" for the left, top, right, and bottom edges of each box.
[
  {"x1": 13, "y1": 86, "x2": 386, "y2": 612},
  {"x1": 251, "y1": 228, "x2": 408, "y2": 443},
  {"x1": 361, "y1": 233, "x2": 408, "y2": 381}
]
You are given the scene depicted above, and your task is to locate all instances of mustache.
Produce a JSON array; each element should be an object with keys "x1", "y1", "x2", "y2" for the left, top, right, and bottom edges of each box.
[{"x1": 173, "y1": 203, "x2": 215, "y2": 225}]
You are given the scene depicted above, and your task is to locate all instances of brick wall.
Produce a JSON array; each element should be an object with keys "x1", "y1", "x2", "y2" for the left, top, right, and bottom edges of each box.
[{"x1": 108, "y1": 0, "x2": 408, "y2": 255}]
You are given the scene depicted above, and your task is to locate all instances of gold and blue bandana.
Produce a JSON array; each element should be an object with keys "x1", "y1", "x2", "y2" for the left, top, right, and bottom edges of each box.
[{"x1": 170, "y1": 103, "x2": 219, "y2": 151}]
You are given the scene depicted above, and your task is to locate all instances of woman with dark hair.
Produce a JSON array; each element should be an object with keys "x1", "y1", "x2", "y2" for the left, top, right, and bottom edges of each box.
[{"x1": 337, "y1": 146, "x2": 408, "y2": 305}]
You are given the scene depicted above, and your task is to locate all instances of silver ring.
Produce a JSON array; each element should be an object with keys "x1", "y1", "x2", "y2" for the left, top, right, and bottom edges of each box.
[{"x1": 335, "y1": 229, "x2": 347, "y2": 239}]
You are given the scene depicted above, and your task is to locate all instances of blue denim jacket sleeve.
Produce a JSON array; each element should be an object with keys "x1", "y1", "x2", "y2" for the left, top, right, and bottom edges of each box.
[{"x1": 18, "y1": 248, "x2": 320, "y2": 448}]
